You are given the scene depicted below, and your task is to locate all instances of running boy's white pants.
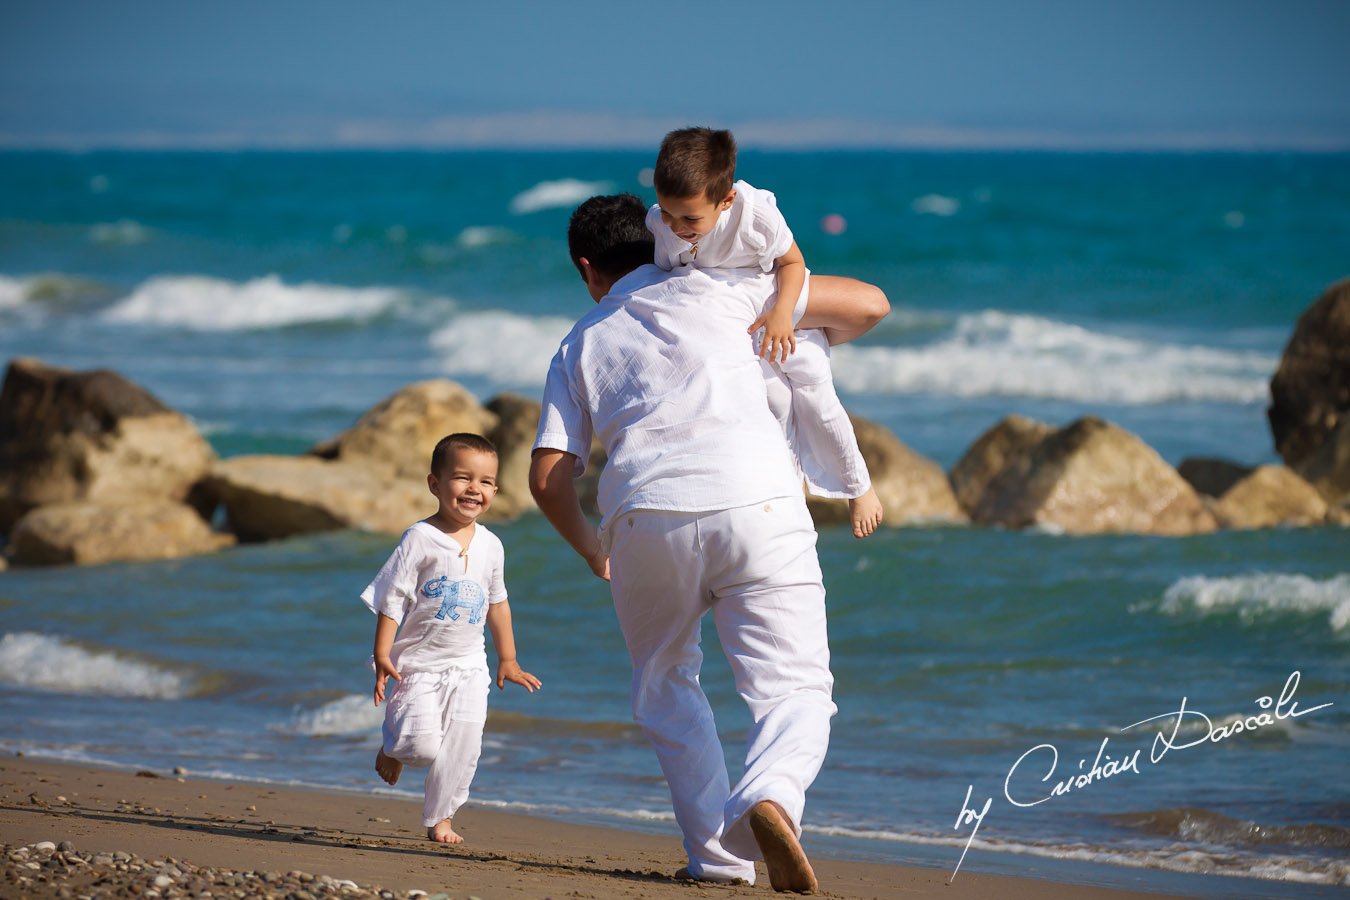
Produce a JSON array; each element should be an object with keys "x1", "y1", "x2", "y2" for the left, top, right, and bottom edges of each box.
[
  {"x1": 606, "y1": 496, "x2": 836, "y2": 884},
  {"x1": 381, "y1": 664, "x2": 490, "y2": 828}
]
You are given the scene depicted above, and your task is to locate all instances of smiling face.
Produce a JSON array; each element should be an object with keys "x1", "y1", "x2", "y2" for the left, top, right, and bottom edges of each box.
[
  {"x1": 656, "y1": 189, "x2": 736, "y2": 244},
  {"x1": 427, "y1": 446, "x2": 498, "y2": 533}
]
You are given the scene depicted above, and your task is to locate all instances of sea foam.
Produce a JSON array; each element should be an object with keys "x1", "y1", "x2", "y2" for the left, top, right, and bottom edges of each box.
[
  {"x1": 430, "y1": 309, "x2": 575, "y2": 387},
  {"x1": 1157, "y1": 573, "x2": 1350, "y2": 633},
  {"x1": 0, "y1": 275, "x2": 29, "y2": 310},
  {"x1": 509, "y1": 178, "x2": 614, "y2": 215},
  {"x1": 0, "y1": 632, "x2": 196, "y2": 699},
  {"x1": 831, "y1": 310, "x2": 1274, "y2": 405},
  {"x1": 275, "y1": 694, "x2": 383, "y2": 737},
  {"x1": 101, "y1": 274, "x2": 402, "y2": 331}
]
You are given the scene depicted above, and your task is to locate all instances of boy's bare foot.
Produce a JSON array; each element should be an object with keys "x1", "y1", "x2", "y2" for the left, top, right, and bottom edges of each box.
[
  {"x1": 374, "y1": 748, "x2": 403, "y2": 786},
  {"x1": 428, "y1": 819, "x2": 463, "y2": 844},
  {"x1": 848, "y1": 488, "x2": 883, "y2": 539},
  {"x1": 749, "y1": 801, "x2": 817, "y2": 893}
]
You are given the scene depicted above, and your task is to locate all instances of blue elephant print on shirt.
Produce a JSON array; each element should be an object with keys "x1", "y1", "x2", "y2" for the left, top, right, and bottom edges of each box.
[{"x1": 422, "y1": 576, "x2": 488, "y2": 625}]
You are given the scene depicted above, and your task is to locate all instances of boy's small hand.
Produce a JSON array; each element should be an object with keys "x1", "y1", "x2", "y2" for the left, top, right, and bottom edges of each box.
[
  {"x1": 496, "y1": 659, "x2": 542, "y2": 693},
  {"x1": 749, "y1": 306, "x2": 797, "y2": 363},
  {"x1": 373, "y1": 657, "x2": 401, "y2": 706}
]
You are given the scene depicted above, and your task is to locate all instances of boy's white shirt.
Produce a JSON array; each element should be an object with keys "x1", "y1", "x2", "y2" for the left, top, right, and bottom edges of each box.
[
  {"x1": 361, "y1": 521, "x2": 507, "y2": 673},
  {"x1": 647, "y1": 180, "x2": 793, "y2": 272},
  {"x1": 644, "y1": 180, "x2": 871, "y2": 501}
]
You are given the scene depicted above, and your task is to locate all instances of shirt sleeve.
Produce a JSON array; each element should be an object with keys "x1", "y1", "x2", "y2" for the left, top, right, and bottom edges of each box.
[
  {"x1": 646, "y1": 204, "x2": 679, "y2": 271},
  {"x1": 533, "y1": 343, "x2": 593, "y2": 478},
  {"x1": 486, "y1": 537, "x2": 508, "y2": 606},
  {"x1": 745, "y1": 186, "x2": 794, "y2": 272},
  {"x1": 360, "y1": 534, "x2": 416, "y2": 625}
]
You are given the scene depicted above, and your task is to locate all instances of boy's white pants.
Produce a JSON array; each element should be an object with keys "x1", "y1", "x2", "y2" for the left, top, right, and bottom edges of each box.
[
  {"x1": 606, "y1": 496, "x2": 836, "y2": 885},
  {"x1": 381, "y1": 664, "x2": 490, "y2": 827}
]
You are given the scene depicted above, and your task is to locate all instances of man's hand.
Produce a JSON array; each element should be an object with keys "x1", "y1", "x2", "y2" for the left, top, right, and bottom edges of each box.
[
  {"x1": 586, "y1": 547, "x2": 611, "y2": 581},
  {"x1": 849, "y1": 487, "x2": 883, "y2": 539},
  {"x1": 496, "y1": 659, "x2": 542, "y2": 692},
  {"x1": 373, "y1": 657, "x2": 401, "y2": 706}
]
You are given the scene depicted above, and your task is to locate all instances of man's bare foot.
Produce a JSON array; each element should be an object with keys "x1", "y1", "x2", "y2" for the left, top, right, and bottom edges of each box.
[
  {"x1": 749, "y1": 801, "x2": 817, "y2": 893},
  {"x1": 374, "y1": 748, "x2": 402, "y2": 786},
  {"x1": 428, "y1": 819, "x2": 463, "y2": 844}
]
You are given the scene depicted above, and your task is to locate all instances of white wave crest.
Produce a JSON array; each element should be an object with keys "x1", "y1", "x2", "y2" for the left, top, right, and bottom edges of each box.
[
  {"x1": 430, "y1": 310, "x2": 575, "y2": 387},
  {"x1": 0, "y1": 632, "x2": 195, "y2": 699},
  {"x1": 911, "y1": 193, "x2": 960, "y2": 216},
  {"x1": 510, "y1": 178, "x2": 613, "y2": 215},
  {"x1": 101, "y1": 274, "x2": 402, "y2": 331},
  {"x1": 831, "y1": 310, "x2": 1274, "y2": 405},
  {"x1": 457, "y1": 226, "x2": 515, "y2": 248},
  {"x1": 275, "y1": 694, "x2": 383, "y2": 737},
  {"x1": 0, "y1": 275, "x2": 29, "y2": 310},
  {"x1": 1158, "y1": 573, "x2": 1350, "y2": 632}
]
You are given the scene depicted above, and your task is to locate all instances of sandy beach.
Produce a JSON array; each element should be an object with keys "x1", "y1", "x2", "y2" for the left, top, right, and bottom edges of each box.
[{"x1": 0, "y1": 757, "x2": 1209, "y2": 900}]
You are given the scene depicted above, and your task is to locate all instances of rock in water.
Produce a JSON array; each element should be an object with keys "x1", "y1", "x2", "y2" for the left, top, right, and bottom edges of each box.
[
  {"x1": 1296, "y1": 416, "x2": 1350, "y2": 508},
  {"x1": 1177, "y1": 457, "x2": 1255, "y2": 498},
  {"x1": 1213, "y1": 465, "x2": 1328, "y2": 530},
  {"x1": 9, "y1": 500, "x2": 234, "y2": 566},
  {"x1": 0, "y1": 358, "x2": 217, "y2": 534},
  {"x1": 971, "y1": 416, "x2": 1216, "y2": 535},
  {"x1": 949, "y1": 415, "x2": 1055, "y2": 514},
  {"x1": 1268, "y1": 278, "x2": 1350, "y2": 469},
  {"x1": 485, "y1": 392, "x2": 543, "y2": 518},
  {"x1": 310, "y1": 380, "x2": 495, "y2": 480}
]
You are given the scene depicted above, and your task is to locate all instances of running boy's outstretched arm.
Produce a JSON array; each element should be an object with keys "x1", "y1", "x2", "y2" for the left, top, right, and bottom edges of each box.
[
  {"x1": 372, "y1": 613, "x2": 401, "y2": 706},
  {"x1": 486, "y1": 599, "x2": 541, "y2": 692}
]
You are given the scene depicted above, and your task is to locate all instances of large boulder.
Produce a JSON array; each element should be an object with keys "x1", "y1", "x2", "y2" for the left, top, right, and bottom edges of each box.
[
  {"x1": 204, "y1": 456, "x2": 436, "y2": 542},
  {"x1": 1298, "y1": 416, "x2": 1350, "y2": 508},
  {"x1": 1268, "y1": 279, "x2": 1350, "y2": 469},
  {"x1": 1177, "y1": 457, "x2": 1255, "y2": 498},
  {"x1": 971, "y1": 416, "x2": 1216, "y2": 535},
  {"x1": 9, "y1": 500, "x2": 234, "y2": 567},
  {"x1": 1212, "y1": 465, "x2": 1328, "y2": 530},
  {"x1": 0, "y1": 358, "x2": 216, "y2": 534},
  {"x1": 806, "y1": 415, "x2": 966, "y2": 527},
  {"x1": 949, "y1": 415, "x2": 1055, "y2": 514},
  {"x1": 310, "y1": 380, "x2": 496, "y2": 480},
  {"x1": 485, "y1": 393, "x2": 542, "y2": 518}
]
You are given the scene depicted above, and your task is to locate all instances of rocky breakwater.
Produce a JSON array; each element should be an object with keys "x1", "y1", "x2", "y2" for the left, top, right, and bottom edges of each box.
[
  {"x1": 952, "y1": 415, "x2": 1218, "y2": 535},
  {"x1": 0, "y1": 358, "x2": 233, "y2": 566},
  {"x1": 203, "y1": 381, "x2": 543, "y2": 542}
]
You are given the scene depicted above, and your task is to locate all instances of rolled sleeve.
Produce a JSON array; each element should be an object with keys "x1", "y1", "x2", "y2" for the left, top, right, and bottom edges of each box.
[{"x1": 533, "y1": 346, "x2": 593, "y2": 477}]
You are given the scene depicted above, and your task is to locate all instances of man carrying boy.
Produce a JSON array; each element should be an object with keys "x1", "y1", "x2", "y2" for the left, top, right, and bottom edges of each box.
[
  {"x1": 364, "y1": 432, "x2": 540, "y2": 844},
  {"x1": 530, "y1": 195, "x2": 887, "y2": 891}
]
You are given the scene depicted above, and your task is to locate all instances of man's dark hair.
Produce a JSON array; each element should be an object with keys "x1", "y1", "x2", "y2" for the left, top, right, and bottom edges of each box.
[
  {"x1": 567, "y1": 193, "x2": 655, "y2": 281},
  {"x1": 653, "y1": 127, "x2": 737, "y2": 202},
  {"x1": 430, "y1": 432, "x2": 497, "y2": 475}
]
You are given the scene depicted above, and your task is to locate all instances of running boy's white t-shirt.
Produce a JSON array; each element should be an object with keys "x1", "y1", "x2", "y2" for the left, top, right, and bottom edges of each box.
[
  {"x1": 360, "y1": 521, "x2": 507, "y2": 672},
  {"x1": 647, "y1": 180, "x2": 793, "y2": 272}
]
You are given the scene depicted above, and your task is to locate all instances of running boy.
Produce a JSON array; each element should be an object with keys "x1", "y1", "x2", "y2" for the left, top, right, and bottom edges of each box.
[
  {"x1": 648, "y1": 127, "x2": 884, "y2": 537},
  {"x1": 363, "y1": 432, "x2": 540, "y2": 844}
]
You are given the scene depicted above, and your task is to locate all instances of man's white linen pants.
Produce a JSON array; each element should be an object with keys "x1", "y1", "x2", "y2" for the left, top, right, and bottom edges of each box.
[
  {"x1": 381, "y1": 665, "x2": 490, "y2": 828},
  {"x1": 607, "y1": 496, "x2": 837, "y2": 885}
]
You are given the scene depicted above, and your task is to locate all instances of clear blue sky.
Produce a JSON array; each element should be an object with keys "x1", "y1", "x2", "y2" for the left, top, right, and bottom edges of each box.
[{"x1": 3, "y1": 0, "x2": 1348, "y2": 149}]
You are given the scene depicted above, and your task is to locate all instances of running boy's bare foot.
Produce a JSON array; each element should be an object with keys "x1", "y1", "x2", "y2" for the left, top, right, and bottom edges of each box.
[
  {"x1": 428, "y1": 819, "x2": 463, "y2": 844},
  {"x1": 374, "y1": 748, "x2": 403, "y2": 786},
  {"x1": 848, "y1": 487, "x2": 883, "y2": 538},
  {"x1": 749, "y1": 801, "x2": 817, "y2": 893}
]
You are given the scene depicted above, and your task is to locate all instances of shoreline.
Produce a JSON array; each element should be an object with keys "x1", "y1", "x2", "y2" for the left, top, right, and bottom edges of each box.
[{"x1": 0, "y1": 756, "x2": 1211, "y2": 900}]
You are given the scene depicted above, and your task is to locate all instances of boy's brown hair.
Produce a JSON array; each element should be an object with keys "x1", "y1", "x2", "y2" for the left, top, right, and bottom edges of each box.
[
  {"x1": 654, "y1": 127, "x2": 737, "y2": 203},
  {"x1": 429, "y1": 432, "x2": 497, "y2": 476}
]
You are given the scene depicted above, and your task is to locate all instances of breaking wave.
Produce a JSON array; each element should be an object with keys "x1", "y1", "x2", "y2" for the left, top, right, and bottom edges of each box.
[{"x1": 0, "y1": 632, "x2": 199, "y2": 699}]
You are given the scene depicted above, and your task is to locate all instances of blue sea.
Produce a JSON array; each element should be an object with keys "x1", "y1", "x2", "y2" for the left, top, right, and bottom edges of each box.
[{"x1": 1, "y1": 151, "x2": 1347, "y2": 898}]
